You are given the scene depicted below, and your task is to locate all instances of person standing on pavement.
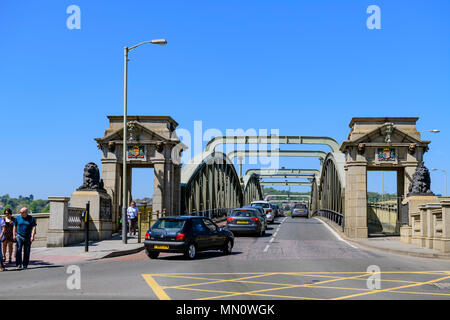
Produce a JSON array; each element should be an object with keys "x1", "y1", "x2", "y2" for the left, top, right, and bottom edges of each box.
[
  {"x1": 127, "y1": 201, "x2": 138, "y2": 236},
  {"x1": 12, "y1": 207, "x2": 36, "y2": 270},
  {"x1": 2, "y1": 208, "x2": 15, "y2": 264},
  {"x1": 0, "y1": 215, "x2": 5, "y2": 271}
]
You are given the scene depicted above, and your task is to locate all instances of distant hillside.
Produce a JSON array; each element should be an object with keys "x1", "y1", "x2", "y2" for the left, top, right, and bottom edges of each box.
[
  {"x1": 262, "y1": 187, "x2": 310, "y2": 196},
  {"x1": 263, "y1": 188, "x2": 397, "y2": 203},
  {"x1": 0, "y1": 194, "x2": 49, "y2": 214}
]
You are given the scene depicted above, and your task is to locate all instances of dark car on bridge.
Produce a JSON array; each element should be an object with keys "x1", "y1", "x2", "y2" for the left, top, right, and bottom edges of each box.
[
  {"x1": 291, "y1": 203, "x2": 309, "y2": 218},
  {"x1": 242, "y1": 205, "x2": 267, "y2": 228},
  {"x1": 226, "y1": 208, "x2": 266, "y2": 236},
  {"x1": 144, "y1": 216, "x2": 234, "y2": 260}
]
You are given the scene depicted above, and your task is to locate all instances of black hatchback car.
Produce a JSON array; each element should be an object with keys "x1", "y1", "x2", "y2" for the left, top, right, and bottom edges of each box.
[{"x1": 144, "y1": 216, "x2": 234, "y2": 260}]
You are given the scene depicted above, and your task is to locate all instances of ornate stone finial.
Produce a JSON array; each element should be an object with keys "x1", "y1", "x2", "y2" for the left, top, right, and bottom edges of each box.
[
  {"x1": 77, "y1": 162, "x2": 106, "y2": 192},
  {"x1": 407, "y1": 163, "x2": 434, "y2": 197},
  {"x1": 384, "y1": 122, "x2": 394, "y2": 143},
  {"x1": 127, "y1": 121, "x2": 140, "y2": 142}
]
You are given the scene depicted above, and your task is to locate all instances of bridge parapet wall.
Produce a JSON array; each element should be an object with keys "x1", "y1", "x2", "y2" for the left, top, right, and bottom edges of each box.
[{"x1": 404, "y1": 197, "x2": 450, "y2": 253}]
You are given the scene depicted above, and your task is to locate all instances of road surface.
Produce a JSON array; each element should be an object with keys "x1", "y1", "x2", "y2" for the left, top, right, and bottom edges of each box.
[{"x1": 1, "y1": 216, "x2": 450, "y2": 300}]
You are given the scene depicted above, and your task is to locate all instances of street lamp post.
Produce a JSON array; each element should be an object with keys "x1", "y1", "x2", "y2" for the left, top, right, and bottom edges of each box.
[
  {"x1": 432, "y1": 168, "x2": 447, "y2": 197},
  {"x1": 122, "y1": 39, "x2": 167, "y2": 244}
]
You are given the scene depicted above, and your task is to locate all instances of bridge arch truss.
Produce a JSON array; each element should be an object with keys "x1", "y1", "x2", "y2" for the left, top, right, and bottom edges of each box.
[
  {"x1": 180, "y1": 151, "x2": 243, "y2": 215},
  {"x1": 311, "y1": 152, "x2": 346, "y2": 215}
]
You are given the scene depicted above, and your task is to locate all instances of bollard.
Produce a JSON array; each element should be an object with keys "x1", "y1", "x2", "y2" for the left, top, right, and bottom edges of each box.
[{"x1": 84, "y1": 201, "x2": 90, "y2": 252}]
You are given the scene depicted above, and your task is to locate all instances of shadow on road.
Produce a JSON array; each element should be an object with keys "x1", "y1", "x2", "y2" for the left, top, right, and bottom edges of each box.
[{"x1": 157, "y1": 250, "x2": 243, "y2": 261}]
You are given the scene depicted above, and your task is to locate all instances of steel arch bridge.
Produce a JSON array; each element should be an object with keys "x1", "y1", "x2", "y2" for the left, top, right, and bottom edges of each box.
[
  {"x1": 179, "y1": 136, "x2": 346, "y2": 223},
  {"x1": 310, "y1": 152, "x2": 346, "y2": 226},
  {"x1": 243, "y1": 173, "x2": 264, "y2": 206},
  {"x1": 180, "y1": 151, "x2": 263, "y2": 216}
]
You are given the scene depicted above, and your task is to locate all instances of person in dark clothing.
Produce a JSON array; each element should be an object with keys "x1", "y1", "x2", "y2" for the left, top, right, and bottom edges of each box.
[
  {"x1": 12, "y1": 207, "x2": 36, "y2": 270},
  {"x1": 0, "y1": 216, "x2": 5, "y2": 271},
  {"x1": 2, "y1": 208, "x2": 15, "y2": 264}
]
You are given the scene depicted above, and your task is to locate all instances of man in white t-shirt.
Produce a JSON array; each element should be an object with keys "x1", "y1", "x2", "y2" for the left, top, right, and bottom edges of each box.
[{"x1": 127, "y1": 201, "x2": 138, "y2": 236}]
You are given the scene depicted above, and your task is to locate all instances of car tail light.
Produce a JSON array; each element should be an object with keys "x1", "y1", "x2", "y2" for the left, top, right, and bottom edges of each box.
[
  {"x1": 145, "y1": 231, "x2": 150, "y2": 240},
  {"x1": 227, "y1": 217, "x2": 235, "y2": 222},
  {"x1": 176, "y1": 233, "x2": 185, "y2": 241},
  {"x1": 251, "y1": 217, "x2": 259, "y2": 222},
  {"x1": 267, "y1": 209, "x2": 272, "y2": 213}
]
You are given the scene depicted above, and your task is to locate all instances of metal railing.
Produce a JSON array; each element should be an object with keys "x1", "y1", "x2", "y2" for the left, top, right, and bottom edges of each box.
[
  {"x1": 312, "y1": 209, "x2": 345, "y2": 231},
  {"x1": 189, "y1": 208, "x2": 232, "y2": 220},
  {"x1": 67, "y1": 207, "x2": 84, "y2": 230}
]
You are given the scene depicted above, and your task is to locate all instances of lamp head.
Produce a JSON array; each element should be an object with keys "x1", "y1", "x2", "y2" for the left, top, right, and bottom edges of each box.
[{"x1": 151, "y1": 39, "x2": 167, "y2": 45}]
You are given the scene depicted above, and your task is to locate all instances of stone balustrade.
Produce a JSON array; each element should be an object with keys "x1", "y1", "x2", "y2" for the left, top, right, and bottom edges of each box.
[
  {"x1": 47, "y1": 196, "x2": 86, "y2": 247},
  {"x1": 408, "y1": 198, "x2": 450, "y2": 253}
]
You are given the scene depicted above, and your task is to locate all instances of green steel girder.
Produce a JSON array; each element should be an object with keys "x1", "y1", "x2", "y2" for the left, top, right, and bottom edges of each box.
[
  {"x1": 246, "y1": 168, "x2": 320, "y2": 176},
  {"x1": 264, "y1": 194, "x2": 311, "y2": 201},
  {"x1": 205, "y1": 136, "x2": 340, "y2": 153},
  {"x1": 227, "y1": 150, "x2": 327, "y2": 161},
  {"x1": 260, "y1": 181, "x2": 312, "y2": 186}
]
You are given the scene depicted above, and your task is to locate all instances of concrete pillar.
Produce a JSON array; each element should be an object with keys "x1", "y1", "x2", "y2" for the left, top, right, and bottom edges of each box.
[
  {"x1": 173, "y1": 165, "x2": 181, "y2": 214},
  {"x1": 344, "y1": 163, "x2": 368, "y2": 238},
  {"x1": 164, "y1": 161, "x2": 173, "y2": 214},
  {"x1": 153, "y1": 162, "x2": 165, "y2": 214},
  {"x1": 48, "y1": 197, "x2": 70, "y2": 231},
  {"x1": 439, "y1": 199, "x2": 450, "y2": 252},
  {"x1": 127, "y1": 166, "x2": 132, "y2": 204},
  {"x1": 425, "y1": 204, "x2": 435, "y2": 249},
  {"x1": 101, "y1": 161, "x2": 121, "y2": 232},
  {"x1": 404, "y1": 165, "x2": 417, "y2": 197}
]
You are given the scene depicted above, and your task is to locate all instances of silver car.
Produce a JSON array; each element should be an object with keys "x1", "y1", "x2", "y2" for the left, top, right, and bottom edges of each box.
[
  {"x1": 292, "y1": 203, "x2": 309, "y2": 218},
  {"x1": 251, "y1": 201, "x2": 275, "y2": 224}
]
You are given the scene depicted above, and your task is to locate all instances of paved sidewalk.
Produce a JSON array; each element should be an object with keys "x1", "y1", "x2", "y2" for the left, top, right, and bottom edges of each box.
[
  {"x1": 1, "y1": 217, "x2": 227, "y2": 268},
  {"x1": 315, "y1": 216, "x2": 450, "y2": 260},
  {"x1": 11, "y1": 234, "x2": 145, "y2": 266}
]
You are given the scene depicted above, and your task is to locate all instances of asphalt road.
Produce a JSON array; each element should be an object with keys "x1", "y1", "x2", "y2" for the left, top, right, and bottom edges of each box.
[{"x1": 1, "y1": 216, "x2": 450, "y2": 300}]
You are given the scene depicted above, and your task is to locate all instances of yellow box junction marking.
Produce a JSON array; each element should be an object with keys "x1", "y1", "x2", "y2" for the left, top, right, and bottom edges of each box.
[{"x1": 142, "y1": 271, "x2": 450, "y2": 300}]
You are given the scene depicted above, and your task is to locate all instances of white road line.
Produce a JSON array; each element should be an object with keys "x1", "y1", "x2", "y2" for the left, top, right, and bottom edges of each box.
[
  {"x1": 273, "y1": 232, "x2": 278, "y2": 237},
  {"x1": 270, "y1": 237, "x2": 275, "y2": 243},
  {"x1": 263, "y1": 245, "x2": 270, "y2": 252},
  {"x1": 314, "y1": 217, "x2": 358, "y2": 249}
]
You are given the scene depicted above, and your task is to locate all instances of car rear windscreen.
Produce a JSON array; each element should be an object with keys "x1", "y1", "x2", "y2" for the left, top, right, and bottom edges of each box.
[
  {"x1": 294, "y1": 204, "x2": 307, "y2": 209},
  {"x1": 252, "y1": 203, "x2": 270, "y2": 208},
  {"x1": 231, "y1": 210, "x2": 258, "y2": 217},
  {"x1": 152, "y1": 219, "x2": 185, "y2": 231}
]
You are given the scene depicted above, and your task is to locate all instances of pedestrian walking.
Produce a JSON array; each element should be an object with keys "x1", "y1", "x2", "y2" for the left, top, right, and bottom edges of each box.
[
  {"x1": 0, "y1": 215, "x2": 5, "y2": 271},
  {"x1": 127, "y1": 201, "x2": 138, "y2": 236},
  {"x1": 12, "y1": 207, "x2": 36, "y2": 270},
  {"x1": 2, "y1": 208, "x2": 15, "y2": 264}
]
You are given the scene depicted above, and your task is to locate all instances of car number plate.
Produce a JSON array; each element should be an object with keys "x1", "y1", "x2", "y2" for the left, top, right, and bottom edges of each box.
[
  {"x1": 237, "y1": 221, "x2": 248, "y2": 224},
  {"x1": 154, "y1": 245, "x2": 169, "y2": 249}
]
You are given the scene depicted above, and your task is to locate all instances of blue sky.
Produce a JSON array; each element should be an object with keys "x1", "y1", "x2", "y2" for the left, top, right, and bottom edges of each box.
[{"x1": 1, "y1": 0, "x2": 449, "y2": 199}]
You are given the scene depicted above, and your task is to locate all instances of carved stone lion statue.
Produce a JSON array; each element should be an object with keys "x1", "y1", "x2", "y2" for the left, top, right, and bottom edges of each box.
[
  {"x1": 407, "y1": 163, "x2": 434, "y2": 196},
  {"x1": 77, "y1": 162, "x2": 105, "y2": 192}
]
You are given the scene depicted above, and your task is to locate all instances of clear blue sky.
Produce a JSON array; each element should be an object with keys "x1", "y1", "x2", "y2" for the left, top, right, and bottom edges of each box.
[{"x1": 1, "y1": 0, "x2": 449, "y2": 199}]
